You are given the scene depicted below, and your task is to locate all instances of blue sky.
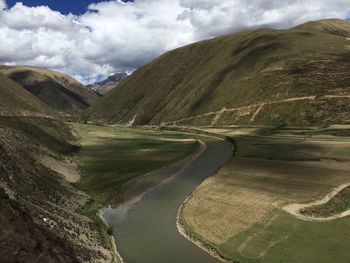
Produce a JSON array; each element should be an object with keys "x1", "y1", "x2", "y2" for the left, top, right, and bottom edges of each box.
[
  {"x1": 6, "y1": 0, "x2": 133, "y2": 15},
  {"x1": 0, "y1": 0, "x2": 349, "y2": 84}
]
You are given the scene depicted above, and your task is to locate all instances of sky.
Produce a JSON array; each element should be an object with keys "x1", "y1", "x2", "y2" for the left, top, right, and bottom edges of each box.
[
  {"x1": 6, "y1": 0, "x2": 134, "y2": 15},
  {"x1": 0, "y1": 0, "x2": 349, "y2": 84}
]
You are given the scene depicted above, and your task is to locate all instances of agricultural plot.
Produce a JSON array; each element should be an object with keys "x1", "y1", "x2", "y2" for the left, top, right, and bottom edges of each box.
[{"x1": 180, "y1": 129, "x2": 350, "y2": 263}]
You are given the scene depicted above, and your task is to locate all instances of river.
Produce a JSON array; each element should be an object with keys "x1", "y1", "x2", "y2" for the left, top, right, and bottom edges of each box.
[{"x1": 102, "y1": 139, "x2": 232, "y2": 263}]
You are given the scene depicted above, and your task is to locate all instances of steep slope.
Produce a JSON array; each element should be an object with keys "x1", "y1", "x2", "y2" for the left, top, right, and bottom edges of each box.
[
  {"x1": 84, "y1": 19, "x2": 350, "y2": 127},
  {"x1": 87, "y1": 72, "x2": 127, "y2": 95},
  {"x1": 0, "y1": 74, "x2": 114, "y2": 262},
  {"x1": 0, "y1": 66, "x2": 99, "y2": 115}
]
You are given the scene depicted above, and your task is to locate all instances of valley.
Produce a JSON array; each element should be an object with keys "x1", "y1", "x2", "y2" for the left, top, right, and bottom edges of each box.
[
  {"x1": 1, "y1": 16, "x2": 350, "y2": 263},
  {"x1": 67, "y1": 122, "x2": 350, "y2": 263},
  {"x1": 70, "y1": 122, "x2": 200, "y2": 206}
]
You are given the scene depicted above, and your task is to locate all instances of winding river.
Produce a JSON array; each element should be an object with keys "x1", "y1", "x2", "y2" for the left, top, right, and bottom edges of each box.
[{"x1": 102, "y1": 139, "x2": 232, "y2": 263}]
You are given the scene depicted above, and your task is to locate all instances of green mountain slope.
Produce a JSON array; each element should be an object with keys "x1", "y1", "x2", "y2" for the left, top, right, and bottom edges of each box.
[
  {"x1": 0, "y1": 66, "x2": 99, "y2": 115},
  {"x1": 84, "y1": 19, "x2": 350, "y2": 127}
]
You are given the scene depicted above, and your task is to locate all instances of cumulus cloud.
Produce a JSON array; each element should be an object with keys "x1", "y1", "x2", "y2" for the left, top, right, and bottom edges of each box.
[
  {"x1": 179, "y1": 0, "x2": 350, "y2": 38},
  {"x1": 0, "y1": 0, "x2": 349, "y2": 83}
]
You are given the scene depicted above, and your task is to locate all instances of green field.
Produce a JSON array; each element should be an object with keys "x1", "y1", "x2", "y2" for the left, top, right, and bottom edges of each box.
[
  {"x1": 70, "y1": 123, "x2": 199, "y2": 205},
  {"x1": 219, "y1": 211, "x2": 350, "y2": 263},
  {"x1": 181, "y1": 127, "x2": 350, "y2": 263}
]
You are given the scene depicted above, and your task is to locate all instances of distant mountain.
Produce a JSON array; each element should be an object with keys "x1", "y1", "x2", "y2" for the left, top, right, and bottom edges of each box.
[
  {"x1": 0, "y1": 65, "x2": 99, "y2": 116},
  {"x1": 84, "y1": 19, "x2": 350, "y2": 127},
  {"x1": 87, "y1": 73, "x2": 127, "y2": 95}
]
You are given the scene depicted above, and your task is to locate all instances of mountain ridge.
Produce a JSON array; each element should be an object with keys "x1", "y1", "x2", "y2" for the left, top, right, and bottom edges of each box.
[{"x1": 84, "y1": 19, "x2": 350, "y2": 127}]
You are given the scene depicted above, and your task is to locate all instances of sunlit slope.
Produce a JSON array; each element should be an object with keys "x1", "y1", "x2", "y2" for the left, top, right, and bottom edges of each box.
[
  {"x1": 85, "y1": 19, "x2": 350, "y2": 127},
  {"x1": 0, "y1": 65, "x2": 99, "y2": 115}
]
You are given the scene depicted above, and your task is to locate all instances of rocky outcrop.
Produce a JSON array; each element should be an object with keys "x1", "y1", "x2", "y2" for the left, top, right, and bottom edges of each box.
[{"x1": 87, "y1": 73, "x2": 127, "y2": 95}]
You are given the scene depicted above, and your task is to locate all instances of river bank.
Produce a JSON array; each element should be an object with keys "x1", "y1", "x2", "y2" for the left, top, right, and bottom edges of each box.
[
  {"x1": 101, "y1": 139, "x2": 232, "y2": 262},
  {"x1": 176, "y1": 196, "x2": 233, "y2": 263},
  {"x1": 98, "y1": 209, "x2": 125, "y2": 263},
  {"x1": 115, "y1": 139, "x2": 207, "y2": 208},
  {"x1": 99, "y1": 139, "x2": 207, "y2": 262}
]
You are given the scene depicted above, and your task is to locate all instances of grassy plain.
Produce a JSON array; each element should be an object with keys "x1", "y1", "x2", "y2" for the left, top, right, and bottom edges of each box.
[
  {"x1": 70, "y1": 123, "x2": 199, "y2": 205},
  {"x1": 181, "y1": 127, "x2": 350, "y2": 263}
]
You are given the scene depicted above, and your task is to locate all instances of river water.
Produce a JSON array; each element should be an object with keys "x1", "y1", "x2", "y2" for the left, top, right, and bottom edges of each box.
[{"x1": 102, "y1": 140, "x2": 232, "y2": 263}]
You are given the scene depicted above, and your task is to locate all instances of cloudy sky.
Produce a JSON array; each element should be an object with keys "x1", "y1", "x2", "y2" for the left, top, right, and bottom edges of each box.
[{"x1": 0, "y1": 0, "x2": 349, "y2": 84}]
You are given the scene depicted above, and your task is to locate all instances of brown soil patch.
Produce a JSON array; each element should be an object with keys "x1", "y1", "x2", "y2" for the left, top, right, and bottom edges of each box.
[{"x1": 41, "y1": 156, "x2": 80, "y2": 183}]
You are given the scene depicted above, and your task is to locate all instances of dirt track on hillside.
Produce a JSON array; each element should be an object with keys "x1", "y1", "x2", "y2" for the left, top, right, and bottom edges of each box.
[{"x1": 165, "y1": 94, "x2": 350, "y2": 125}]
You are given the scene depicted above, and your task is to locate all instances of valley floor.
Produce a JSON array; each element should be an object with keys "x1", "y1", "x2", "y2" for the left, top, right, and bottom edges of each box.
[
  {"x1": 179, "y1": 126, "x2": 350, "y2": 263},
  {"x1": 70, "y1": 123, "x2": 200, "y2": 207}
]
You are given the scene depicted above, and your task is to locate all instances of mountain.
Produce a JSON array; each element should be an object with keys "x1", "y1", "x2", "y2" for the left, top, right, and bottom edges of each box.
[
  {"x1": 0, "y1": 65, "x2": 99, "y2": 116},
  {"x1": 295, "y1": 19, "x2": 350, "y2": 37},
  {"x1": 84, "y1": 19, "x2": 350, "y2": 127},
  {"x1": 0, "y1": 73, "x2": 114, "y2": 261},
  {"x1": 87, "y1": 72, "x2": 127, "y2": 95},
  {"x1": 0, "y1": 72, "x2": 58, "y2": 117}
]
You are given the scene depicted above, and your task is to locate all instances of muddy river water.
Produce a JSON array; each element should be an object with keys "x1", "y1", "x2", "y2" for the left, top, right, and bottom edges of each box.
[{"x1": 102, "y1": 140, "x2": 232, "y2": 263}]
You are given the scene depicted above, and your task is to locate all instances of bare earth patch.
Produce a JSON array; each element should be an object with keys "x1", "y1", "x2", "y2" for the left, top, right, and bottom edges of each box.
[{"x1": 41, "y1": 156, "x2": 80, "y2": 183}]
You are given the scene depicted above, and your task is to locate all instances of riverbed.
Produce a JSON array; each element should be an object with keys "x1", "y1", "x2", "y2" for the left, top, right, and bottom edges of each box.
[{"x1": 102, "y1": 139, "x2": 232, "y2": 263}]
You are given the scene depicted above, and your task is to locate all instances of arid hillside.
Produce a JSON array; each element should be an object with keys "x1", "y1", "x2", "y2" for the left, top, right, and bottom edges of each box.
[{"x1": 0, "y1": 74, "x2": 114, "y2": 262}]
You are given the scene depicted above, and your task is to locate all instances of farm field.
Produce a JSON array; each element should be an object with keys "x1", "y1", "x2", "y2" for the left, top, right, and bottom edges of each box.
[{"x1": 180, "y1": 127, "x2": 350, "y2": 263}]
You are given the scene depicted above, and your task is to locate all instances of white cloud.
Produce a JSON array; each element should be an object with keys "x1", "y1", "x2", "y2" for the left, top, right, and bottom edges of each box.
[
  {"x1": 0, "y1": 0, "x2": 5, "y2": 10},
  {"x1": 0, "y1": 0, "x2": 349, "y2": 84}
]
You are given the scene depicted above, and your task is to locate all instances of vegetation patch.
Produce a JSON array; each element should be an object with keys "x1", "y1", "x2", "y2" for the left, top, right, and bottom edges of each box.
[
  {"x1": 301, "y1": 186, "x2": 350, "y2": 217},
  {"x1": 71, "y1": 123, "x2": 199, "y2": 205}
]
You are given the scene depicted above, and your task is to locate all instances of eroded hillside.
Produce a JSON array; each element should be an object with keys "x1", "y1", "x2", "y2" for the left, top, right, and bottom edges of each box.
[{"x1": 0, "y1": 74, "x2": 114, "y2": 262}]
